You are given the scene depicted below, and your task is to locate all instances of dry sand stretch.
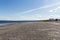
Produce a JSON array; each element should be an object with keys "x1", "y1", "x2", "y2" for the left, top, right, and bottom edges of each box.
[{"x1": 0, "y1": 22, "x2": 60, "y2": 40}]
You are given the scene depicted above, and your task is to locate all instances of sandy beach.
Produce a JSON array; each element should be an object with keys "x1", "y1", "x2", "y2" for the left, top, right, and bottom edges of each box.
[{"x1": 0, "y1": 22, "x2": 60, "y2": 40}]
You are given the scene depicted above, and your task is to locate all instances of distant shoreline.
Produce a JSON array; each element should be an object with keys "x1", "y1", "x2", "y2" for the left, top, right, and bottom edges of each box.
[{"x1": 0, "y1": 22, "x2": 36, "y2": 27}]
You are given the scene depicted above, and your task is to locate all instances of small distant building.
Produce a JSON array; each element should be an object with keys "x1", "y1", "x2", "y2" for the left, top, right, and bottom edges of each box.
[
  {"x1": 49, "y1": 18, "x2": 60, "y2": 21},
  {"x1": 49, "y1": 18, "x2": 55, "y2": 21}
]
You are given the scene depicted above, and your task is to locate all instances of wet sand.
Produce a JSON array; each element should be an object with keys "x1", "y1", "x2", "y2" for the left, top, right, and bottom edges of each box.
[{"x1": 0, "y1": 22, "x2": 60, "y2": 40}]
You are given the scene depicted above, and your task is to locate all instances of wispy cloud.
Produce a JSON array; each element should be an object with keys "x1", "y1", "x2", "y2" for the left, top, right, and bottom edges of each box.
[
  {"x1": 14, "y1": 2, "x2": 60, "y2": 20},
  {"x1": 0, "y1": 14, "x2": 42, "y2": 20},
  {"x1": 49, "y1": 14, "x2": 60, "y2": 19},
  {"x1": 17, "y1": 14, "x2": 42, "y2": 20},
  {"x1": 49, "y1": 6, "x2": 60, "y2": 13},
  {"x1": 20, "y1": 2, "x2": 60, "y2": 14}
]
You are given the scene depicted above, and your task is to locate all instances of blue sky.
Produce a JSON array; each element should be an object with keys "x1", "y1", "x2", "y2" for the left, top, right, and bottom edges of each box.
[{"x1": 0, "y1": 0, "x2": 60, "y2": 20}]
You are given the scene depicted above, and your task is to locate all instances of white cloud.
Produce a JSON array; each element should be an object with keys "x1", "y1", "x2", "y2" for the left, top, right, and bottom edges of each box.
[
  {"x1": 49, "y1": 6, "x2": 60, "y2": 13},
  {"x1": 48, "y1": 14, "x2": 60, "y2": 19},
  {"x1": 0, "y1": 16, "x2": 21, "y2": 20},
  {"x1": 0, "y1": 14, "x2": 42, "y2": 20},
  {"x1": 20, "y1": 2, "x2": 60, "y2": 14},
  {"x1": 18, "y1": 14, "x2": 42, "y2": 20}
]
